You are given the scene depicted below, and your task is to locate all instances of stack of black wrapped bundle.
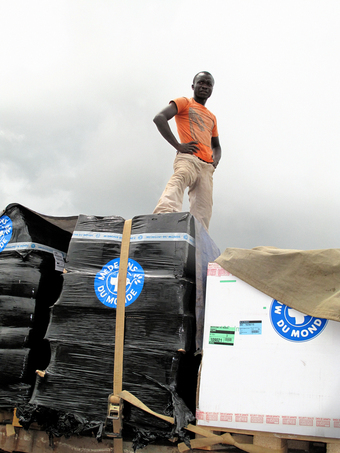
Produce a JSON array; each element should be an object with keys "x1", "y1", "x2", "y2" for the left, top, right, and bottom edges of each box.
[
  {"x1": 0, "y1": 204, "x2": 72, "y2": 409},
  {"x1": 29, "y1": 212, "x2": 198, "y2": 441}
]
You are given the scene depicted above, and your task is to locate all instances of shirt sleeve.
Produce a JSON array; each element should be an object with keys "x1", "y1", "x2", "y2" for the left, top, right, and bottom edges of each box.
[
  {"x1": 170, "y1": 97, "x2": 189, "y2": 114},
  {"x1": 212, "y1": 114, "x2": 219, "y2": 137}
]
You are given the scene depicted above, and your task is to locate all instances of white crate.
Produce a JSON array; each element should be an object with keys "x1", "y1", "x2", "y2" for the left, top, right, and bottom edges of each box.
[{"x1": 197, "y1": 263, "x2": 340, "y2": 438}]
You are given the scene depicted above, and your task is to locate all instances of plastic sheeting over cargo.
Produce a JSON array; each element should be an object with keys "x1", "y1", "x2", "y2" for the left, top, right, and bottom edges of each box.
[
  {"x1": 0, "y1": 204, "x2": 72, "y2": 408},
  {"x1": 0, "y1": 205, "x2": 219, "y2": 446},
  {"x1": 215, "y1": 246, "x2": 340, "y2": 321},
  {"x1": 26, "y1": 212, "x2": 219, "y2": 444}
]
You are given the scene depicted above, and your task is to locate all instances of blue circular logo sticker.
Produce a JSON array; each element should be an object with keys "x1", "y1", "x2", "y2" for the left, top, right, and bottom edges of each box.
[
  {"x1": 94, "y1": 258, "x2": 144, "y2": 308},
  {"x1": 270, "y1": 300, "x2": 328, "y2": 342},
  {"x1": 0, "y1": 216, "x2": 13, "y2": 253}
]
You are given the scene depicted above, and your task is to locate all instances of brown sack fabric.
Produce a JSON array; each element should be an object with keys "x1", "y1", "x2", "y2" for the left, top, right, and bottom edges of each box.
[{"x1": 215, "y1": 247, "x2": 340, "y2": 322}]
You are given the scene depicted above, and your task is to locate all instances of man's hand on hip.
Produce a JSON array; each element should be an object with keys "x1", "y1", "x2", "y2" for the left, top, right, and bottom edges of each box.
[{"x1": 176, "y1": 141, "x2": 199, "y2": 154}]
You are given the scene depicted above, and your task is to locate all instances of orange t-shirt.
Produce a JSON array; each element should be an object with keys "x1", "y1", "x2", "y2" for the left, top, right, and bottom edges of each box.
[{"x1": 172, "y1": 97, "x2": 218, "y2": 163}]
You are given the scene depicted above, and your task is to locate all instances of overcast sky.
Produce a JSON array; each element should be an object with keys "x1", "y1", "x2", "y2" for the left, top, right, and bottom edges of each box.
[{"x1": 1, "y1": 0, "x2": 339, "y2": 253}]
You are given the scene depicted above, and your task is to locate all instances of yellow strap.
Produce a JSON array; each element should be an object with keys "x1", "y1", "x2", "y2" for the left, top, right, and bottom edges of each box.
[
  {"x1": 12, "y1": 408, "x2": 21, "y2": 427},
  {"x1": 119, "y1": 391, "x2": 283, "y2": 453},
  {"x1": 119, "y1": 390, "x2": 174, "y2": 424},
  {"x1": 113, "y1": 219, "x2": 132, "y2": 396},
  {"x1": 179, "y1": 435, "x2": 285, "y2": 453},
  {"x1": 112, "y1": 219, "x2": 132, "y2": 453},
  {"x1": 114, "y1": 437, "x2": 124, "y2": 452}
]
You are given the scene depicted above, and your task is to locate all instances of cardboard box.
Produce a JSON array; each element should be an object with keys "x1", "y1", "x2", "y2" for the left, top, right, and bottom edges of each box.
[{"x1": 197, "y1": 263, "x2": 340, "y2": 438}]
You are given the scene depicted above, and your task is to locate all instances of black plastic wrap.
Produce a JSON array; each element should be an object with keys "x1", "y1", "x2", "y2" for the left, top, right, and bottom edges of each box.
[
  {"x1": 0, "y1": 349, "x2": 29, "y2": 384},
  {"x1": 128, "y1": 213, "x2": 196, "y2": 278},
  {"x1": 47, "y1": 307, "x2": 194, "y2": 351},
  {"x1": 0, "y1": 204, "x2": 72, "y2": 408},
  {"x1": 0, "y1": 296, "x2": 35, "y2": 326},
  {"x1": 0, "y1": 383, "x2": 32, "y2": 408},
  {"x1": 65, "y1": 214, "x2": 125, "y2": 272},
  {"x1": 0, "y1": 327, "x2": 30, "y2": 348},
  {"x1": 53, "y1": 272, "x2": 195, "y2": 314},
  {"x1": 28, "y1": 212, "x2": 198, "y2": 442},
  {"x1": 32, "y1": 343, "x2": 182, "y2": 420}
]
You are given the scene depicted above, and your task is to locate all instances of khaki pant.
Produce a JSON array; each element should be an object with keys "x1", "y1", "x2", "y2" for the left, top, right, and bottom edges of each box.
[{"x1": 153, "y1": 153, "x2": 215, "y2": 231}]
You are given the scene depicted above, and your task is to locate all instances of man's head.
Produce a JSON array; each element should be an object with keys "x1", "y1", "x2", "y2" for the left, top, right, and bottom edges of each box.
[
  {"x1": 192, "y1": 71, "x2": 215, "y2": 105},
  {"x1": 192, "y1": 71, "x2": 215, "y2": 85}
]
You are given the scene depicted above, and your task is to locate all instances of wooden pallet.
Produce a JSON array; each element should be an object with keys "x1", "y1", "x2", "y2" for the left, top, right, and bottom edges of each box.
[
  {"x1": 189, "y1": 426, "x2": 340, "y2": 453},
  {"x1": 1, "y1": 409, "x2": 339, "y2": 453},
  {"x1": 0, "y1": 424, "x2": 179, "y2": 453},
  {"x1": 0, "y1": 424, "x2": 338, "y2": 453},
  {"x1": 0, "y1": 424, "x2": 225, "y2": 453}
]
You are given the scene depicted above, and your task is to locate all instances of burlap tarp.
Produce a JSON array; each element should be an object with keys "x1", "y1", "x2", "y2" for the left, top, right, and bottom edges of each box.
[{"x1": 215, "y1": 246, "x2": 340, "y2": 322}]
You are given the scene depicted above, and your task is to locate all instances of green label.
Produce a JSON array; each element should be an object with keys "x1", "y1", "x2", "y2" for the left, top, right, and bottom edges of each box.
[{"x1": 209, "y1": 326, "x2": 235, "y2": 345}]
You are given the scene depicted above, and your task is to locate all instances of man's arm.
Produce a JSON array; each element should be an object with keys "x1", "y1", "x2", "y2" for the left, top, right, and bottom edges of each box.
[
  {"x1": 153, "y1": 102, "x2": 199, "y2": 154},
  {"x1": 211, "y1": 136, "x2": 221, "y2": 168}
]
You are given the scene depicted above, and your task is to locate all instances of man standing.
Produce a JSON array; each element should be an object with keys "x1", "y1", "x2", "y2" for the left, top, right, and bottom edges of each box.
[{"x1": 153, "y1": 71, "x2": 221, "y2": 231}]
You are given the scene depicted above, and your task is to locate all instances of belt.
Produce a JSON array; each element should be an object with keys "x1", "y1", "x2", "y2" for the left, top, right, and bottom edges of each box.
[
  {"x1": 176, "y1": 151, "x2": 214, "y2": 165},
  {"x1": 197, "y1": 156, "x2": 214, "y2": 165}
]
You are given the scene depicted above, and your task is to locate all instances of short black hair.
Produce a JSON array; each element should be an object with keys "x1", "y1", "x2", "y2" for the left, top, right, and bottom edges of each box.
[{"x1": 193, "y1": 71, "x2": 214, "y2": 84}]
